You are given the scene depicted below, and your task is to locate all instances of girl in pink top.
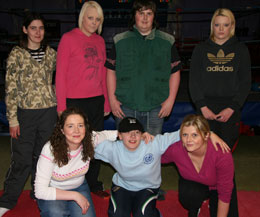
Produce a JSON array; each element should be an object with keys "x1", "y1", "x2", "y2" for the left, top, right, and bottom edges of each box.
[
  {"x1": 56, "y1": 1, "x2": 110, "y2": 198},
  {"x1": 162, "y1": 114, "x2": 238, "y2": 217}
]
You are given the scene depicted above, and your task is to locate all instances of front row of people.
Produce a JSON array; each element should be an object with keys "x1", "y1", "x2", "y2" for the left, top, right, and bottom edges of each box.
[{"x1": 34, "y1": 107, "x2": 235, "y2": 217}]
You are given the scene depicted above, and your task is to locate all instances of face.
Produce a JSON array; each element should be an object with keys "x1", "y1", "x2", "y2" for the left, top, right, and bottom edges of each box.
[
  {"x1": 135, "y1": 9, "x2": 154, "y2": 35},
  {"x1": 23, "y1": 19, "x2": 44, "y2": 49},
  {"x1": 118, "y1": 130, "x2": 142, "y2": 151},
  {"x1": 213, "y1": 15, "x2": 234, "y2": 45},
  {"x1": 62, "y1": 114, "x2": 86, "y2": 150},
  {"x1": 181, "y1": 126, "x2": 208, "y2": 153},
  {"x1": 81, "y1": 7, "x2": 101, "y2": 36}
]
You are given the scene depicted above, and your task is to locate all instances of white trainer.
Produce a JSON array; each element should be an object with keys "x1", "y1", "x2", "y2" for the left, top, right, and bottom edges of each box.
[{"x1": 0, "y1": 207, "x2": 10, "y2": 217}]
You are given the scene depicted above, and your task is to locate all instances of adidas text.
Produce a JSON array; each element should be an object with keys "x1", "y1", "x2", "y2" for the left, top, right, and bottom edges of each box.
[{"x1": 207, "y1": 65, "x2": 233, "y2": 72}]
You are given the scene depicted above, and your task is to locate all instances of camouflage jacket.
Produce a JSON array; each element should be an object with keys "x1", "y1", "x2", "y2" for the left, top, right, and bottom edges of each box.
[{"x1": 5, "y1": 46, "x2": 57, "y2": 127}]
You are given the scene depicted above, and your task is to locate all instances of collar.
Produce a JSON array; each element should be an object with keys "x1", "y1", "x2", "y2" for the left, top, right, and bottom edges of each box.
[{"x1": 133, "y1": 25, "x2": 156, "y2": 40}]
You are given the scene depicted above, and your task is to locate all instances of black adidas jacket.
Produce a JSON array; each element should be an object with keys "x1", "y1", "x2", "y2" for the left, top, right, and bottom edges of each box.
[{"x1": 189, "y1": 36, "x2": 251, "y2": 111}]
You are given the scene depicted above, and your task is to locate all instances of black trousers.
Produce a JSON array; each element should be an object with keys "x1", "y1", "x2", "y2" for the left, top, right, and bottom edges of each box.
[
  {"x1": 66, "y1": 96, "x2": 104, "y2": 192},
  {"x1": 178, "y1": 177, "x2": 239, "y2": 217},
  {"x1": 0, "y1": 107, "x2": 57, "y2": 209},
  {"x1": 108, "y1": 183, "x2": 160, "y2": 217},
  {"x1": 199, "y1": 101, "x2": 240, "y2": 150}
]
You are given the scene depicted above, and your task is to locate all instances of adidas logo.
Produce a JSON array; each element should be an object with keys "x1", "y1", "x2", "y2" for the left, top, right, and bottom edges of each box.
[
  {"x1": 207, "y1": 49, "x2": 235, "y2": 64},
  {"x1": 206, "y1": 49, "x2": 234, "y2": 72}
]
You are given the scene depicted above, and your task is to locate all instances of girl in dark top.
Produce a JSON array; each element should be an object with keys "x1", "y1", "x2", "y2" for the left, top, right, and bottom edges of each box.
[
  {"x1": 189, "y1": 8, "x2": 251, "y2": 217},
  {"x1": 189, "y1": 8, "x2": 251, "y2": 151}
]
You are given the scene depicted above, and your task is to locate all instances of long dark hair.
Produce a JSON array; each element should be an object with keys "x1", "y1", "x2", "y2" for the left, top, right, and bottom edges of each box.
[
  {"x1": 129, "y1": 0, "x2": 158, "y2": 30},
  {"x1": 50, "y1": 107, "x2": 94, "y2": 167},
  {"x1": 20, "y1": 12, "x2": 46, "y2": 48}
]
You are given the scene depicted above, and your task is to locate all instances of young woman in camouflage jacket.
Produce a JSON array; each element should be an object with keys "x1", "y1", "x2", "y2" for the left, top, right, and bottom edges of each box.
[{"x1": 0, "y1": 12, "x2": 57, "y2": 216}]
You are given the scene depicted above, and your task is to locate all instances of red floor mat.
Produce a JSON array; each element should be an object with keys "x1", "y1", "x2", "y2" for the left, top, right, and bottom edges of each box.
[{"x1": 1, "y1": 190, "x2": 259, "y2": 217}]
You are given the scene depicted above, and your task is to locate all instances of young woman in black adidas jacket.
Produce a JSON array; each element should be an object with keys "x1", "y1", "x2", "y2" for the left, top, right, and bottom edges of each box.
[
  {"x1": 189, "y1": 8, "x2": 251, "y2": 217},
  {"x1": 189, "y1": 8, "x2": 251, "y2": 151}
]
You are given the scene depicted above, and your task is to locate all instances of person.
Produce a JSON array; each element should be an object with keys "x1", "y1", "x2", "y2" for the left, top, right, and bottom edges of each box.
[
  {"x1": 35, "y1": 107, "x2": 118, "y2": 217},
  {"x1": 94, "y1": 116, "x2": 228, "y2": 217},
  {"x1": 189, "y1": 8, "x2": 251, "y2": 150},
  {"x1": 106, "y1": 0, "x2": 181, "y2": 136},
  {"x1": 0, "y1": 12, "x2": 57, "y2": 217},
  {"x1": 162, "y1": 114, "x2": 238, "y2": 217},
  {"x1": 56, "y1": 1, "x2": 110, "y2": 198}
]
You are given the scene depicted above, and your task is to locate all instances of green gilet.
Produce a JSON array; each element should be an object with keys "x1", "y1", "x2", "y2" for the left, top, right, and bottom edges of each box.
[{"x1": 114, "y1": 27, "x2": 175, "y2": 112}]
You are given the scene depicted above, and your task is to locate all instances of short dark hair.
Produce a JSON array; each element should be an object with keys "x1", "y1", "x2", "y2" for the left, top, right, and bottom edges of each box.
[{"x1": 129, "y1": 0, "x2": 157, "y2": 30}]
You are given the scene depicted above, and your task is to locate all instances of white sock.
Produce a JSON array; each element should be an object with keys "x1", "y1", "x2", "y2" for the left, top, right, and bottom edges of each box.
[{"x1": 0, "y1": 207, "x2": 10, "y2": 217}]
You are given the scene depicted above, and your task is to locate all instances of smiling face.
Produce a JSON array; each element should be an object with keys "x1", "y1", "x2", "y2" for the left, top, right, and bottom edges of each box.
[
  {"x1": 118, "y1": 130, "x2": 142, "y2": 151},
  {"x1": 213, "y1": 15, "x2": 234, "y2": 45},
  {"x1": 23, "y1": 19, "x2": 44, "y2": 49},
  {"x1": 81, "y1": 6, "x2": 101, "y2": 36},
  {"x1": 135, "y1": 8, "x2": 154, "y2": 35},
  {"x1": 181, "y1": 125, "x2": 208, "y2": 154},
  {"x1": 62, "y1": 114, "x2": 86, "y2": 151}
]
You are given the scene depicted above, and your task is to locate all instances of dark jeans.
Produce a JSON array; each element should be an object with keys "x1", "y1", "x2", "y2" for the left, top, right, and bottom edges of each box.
[
  {"x1": 67, "y1": 96, "x2": 104, "y2": 192},
  {"x1": 0, "y1": 107, "x2": 57, "y2": 209},
  {"x1": 108, "y1": 183, "x2": 160, "y2": 217},
  {"x1": 178, "y1": 176, "x2": 239, "y2": 217}
]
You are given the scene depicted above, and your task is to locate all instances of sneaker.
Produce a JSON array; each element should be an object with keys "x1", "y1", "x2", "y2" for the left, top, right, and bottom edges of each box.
[
  {"x1": 0, "y1": 207, "x2": 10, "y2": 217},
  {"x1": 92, "y1": 190, "x2": 110, "y2": 199}
]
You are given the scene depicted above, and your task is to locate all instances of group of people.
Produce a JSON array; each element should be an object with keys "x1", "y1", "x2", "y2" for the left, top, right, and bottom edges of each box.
[{"x1": 0, "y1": 0, "x2": 251, "y2": 217}]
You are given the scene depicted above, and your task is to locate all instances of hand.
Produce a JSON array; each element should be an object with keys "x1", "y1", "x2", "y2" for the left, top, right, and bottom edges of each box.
[
  {"x1": 9, "y1": 125, "x2": 20, "y2": 139},
  {"x1": 75, "y1": 192, "x2": 90, "y2": 215},
  {"x1": 58, "y1": 111, "x2": 63, "y2": 117},
  {"x1": 159, "y1": 98, "x2": 174, "y2": 118},
  {"x1": 215, "y1": 108, "x2": 234, "y2": 122},
  {"x1": 210, "y1": 132, "x2": 230, "y2": 153},
  {"x1": 109, "y1": 96, "x2": 125, "y2": 119},
  {"x1": 201, "y1": 106, "x2": 217, "y2": 120},
  {"x1": 104, "y1": 112, "x2": 110, "y2": 117},
  {"x1": 142, "y1": 132, "x2": 154, "y2": 144}
]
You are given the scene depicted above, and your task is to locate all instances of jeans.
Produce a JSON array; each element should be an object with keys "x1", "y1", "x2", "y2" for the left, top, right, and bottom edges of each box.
[
  {"x1": 37, "y1": 181, "x2": 96, "y2": 217},
  {"x1": 116, "y1": 105, "x2": 164, "y2": 136}
]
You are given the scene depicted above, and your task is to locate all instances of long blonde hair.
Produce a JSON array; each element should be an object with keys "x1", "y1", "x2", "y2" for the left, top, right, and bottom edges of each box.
[
  {"x1": 78, "y1": 1, "x2": 104, "y2": 35},
  {"x1": 210, "y1": 8, "x2": 236, "y2": 41}
]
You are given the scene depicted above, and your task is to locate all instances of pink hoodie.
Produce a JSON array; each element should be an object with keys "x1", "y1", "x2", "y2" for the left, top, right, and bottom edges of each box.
[{"x1": 56, "y1": 28, "x2": 110, "y2": 112}]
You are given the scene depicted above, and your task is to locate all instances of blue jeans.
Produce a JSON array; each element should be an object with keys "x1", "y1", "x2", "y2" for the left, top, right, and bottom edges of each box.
[
  {"x1": 116, "y1": 106, "x2": 164, "y2": 136},
  {"x1": 37, "y1": 181, "x2": 96, "y2": 217}
]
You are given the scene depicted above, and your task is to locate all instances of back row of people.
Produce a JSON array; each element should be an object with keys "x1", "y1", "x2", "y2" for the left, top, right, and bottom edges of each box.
[{"x1": 0, "y1": 0, "x2": 251, "y2": 216}]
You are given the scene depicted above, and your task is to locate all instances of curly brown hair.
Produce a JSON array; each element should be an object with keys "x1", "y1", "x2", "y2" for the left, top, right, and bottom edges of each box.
[{"x1": 50, "y1": 107, "x2": 94, "y2": 167}]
